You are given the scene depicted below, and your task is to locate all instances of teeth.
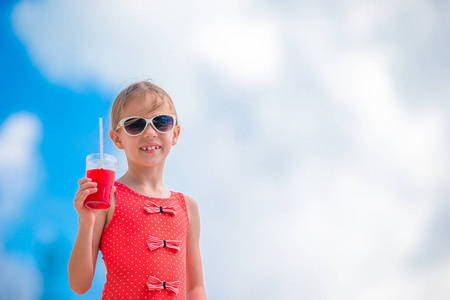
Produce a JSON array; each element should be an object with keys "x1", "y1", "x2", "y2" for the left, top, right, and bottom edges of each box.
[{"x1": 141, "y1": 146, "x2": 161, "y2": 151}]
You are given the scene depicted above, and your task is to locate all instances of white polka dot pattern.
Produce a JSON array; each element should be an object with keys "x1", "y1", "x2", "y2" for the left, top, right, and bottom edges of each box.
[{"x1": 99, "y1": 182, "x2": 189, "y2": 299}]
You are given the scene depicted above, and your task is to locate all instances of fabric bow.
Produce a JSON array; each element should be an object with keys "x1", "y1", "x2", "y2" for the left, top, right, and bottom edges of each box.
[
  {"x1": 147, "y1": 235, "x2": 181, "y2": 252},
  {"x1": 143, "y1": 200, "x2": 176, "y2": 216},
  {"x1": 146, "y1": 275, "x2": 180, "y2": 294}
]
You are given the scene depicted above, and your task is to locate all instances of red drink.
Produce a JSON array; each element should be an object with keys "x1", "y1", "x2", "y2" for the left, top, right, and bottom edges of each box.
[{"x1": 85, "y1": 168, "x2": 116, "y2": 209}]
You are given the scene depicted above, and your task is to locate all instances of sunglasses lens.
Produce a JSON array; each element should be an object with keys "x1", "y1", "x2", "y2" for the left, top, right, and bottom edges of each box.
[
  {"x1": 153, "y1": 115, "x2": 174, "y2": 132},
  {"x1": 124, "y1": 117, "x2": 147, "y2": 135}
]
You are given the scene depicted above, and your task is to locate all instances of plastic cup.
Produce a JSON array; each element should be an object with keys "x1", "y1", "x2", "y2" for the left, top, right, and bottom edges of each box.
[{"x1": 84, "y1": 153, "x2": 118, "y2": 209}]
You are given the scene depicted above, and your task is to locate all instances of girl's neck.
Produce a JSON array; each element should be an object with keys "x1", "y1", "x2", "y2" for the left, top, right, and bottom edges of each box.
[{"x1": 117, "y1": 164, "x2": 170, "y2": 198}]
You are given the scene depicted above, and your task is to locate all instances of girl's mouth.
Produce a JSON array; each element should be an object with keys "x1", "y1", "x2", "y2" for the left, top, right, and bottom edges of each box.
[{"x1": 140, "y1": 146, "x2": 161, "y2": 151}]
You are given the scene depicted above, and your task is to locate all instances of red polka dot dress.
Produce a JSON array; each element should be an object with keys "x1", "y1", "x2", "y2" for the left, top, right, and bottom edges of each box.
[{"x1": 100, "y1": 182, "x2": 189, "y2": 299}]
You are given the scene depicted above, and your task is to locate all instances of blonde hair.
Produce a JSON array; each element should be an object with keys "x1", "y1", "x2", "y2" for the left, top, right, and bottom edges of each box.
[{"x1": 110, "y1": 81, "x2": 178, "y2": 131}]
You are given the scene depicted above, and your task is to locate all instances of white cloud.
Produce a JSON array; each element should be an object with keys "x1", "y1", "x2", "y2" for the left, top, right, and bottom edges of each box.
[
  {"x1": 0, "y1": 113, "x2": 44, "y2": 299},
  {"x1": 10, "y1": 0, "x2": 450, "y2": 299},
  {"x1": 0, "y1": 112, "x2": 44, "y2": 222},
  {"x1": 0, "y1": 250, "x2": 43, "y2": 299},
  {"x1": 11, "y1": 0, "x2": 282, "y2": 91},
  {"x1": 321, "y1": 51, "x2": 446, "y2": 191},
  {"x1": 190, "y1": 16, "x2": 282, "y2": 85}
]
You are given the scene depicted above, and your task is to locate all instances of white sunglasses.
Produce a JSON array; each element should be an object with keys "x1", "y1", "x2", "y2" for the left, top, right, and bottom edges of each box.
[{"x1": 116, "y1": 114, "x2": 177, "y2": 136}]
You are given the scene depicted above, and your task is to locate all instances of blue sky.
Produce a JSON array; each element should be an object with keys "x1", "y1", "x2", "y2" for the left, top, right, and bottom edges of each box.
[
  {"x1": 0, "y1": 1, "x2": 116, "y2": 299},
  {"x1": 1, "y1": 0, "x2": 450, "y2": 299}
]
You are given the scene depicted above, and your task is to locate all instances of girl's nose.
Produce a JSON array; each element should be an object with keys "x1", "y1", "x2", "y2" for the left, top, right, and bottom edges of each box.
[{"x1": 143, "y1": 123, "x2": 158, "y2": 138}]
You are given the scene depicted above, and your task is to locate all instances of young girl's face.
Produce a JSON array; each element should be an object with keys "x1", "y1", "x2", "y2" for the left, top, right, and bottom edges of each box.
[{"x1": 110, "y1": 93, "x2": 180, "y2": 168}]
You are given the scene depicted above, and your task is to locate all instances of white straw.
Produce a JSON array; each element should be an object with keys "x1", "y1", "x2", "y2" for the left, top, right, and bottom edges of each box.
[{"x1": 99, "y1": 117, "x2": 104, "y2": 168}]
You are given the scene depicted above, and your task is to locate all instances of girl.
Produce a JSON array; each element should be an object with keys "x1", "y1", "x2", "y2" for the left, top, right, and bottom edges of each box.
[{"x1": 68, "y1": 81, "x2": 207, "y2": 299}]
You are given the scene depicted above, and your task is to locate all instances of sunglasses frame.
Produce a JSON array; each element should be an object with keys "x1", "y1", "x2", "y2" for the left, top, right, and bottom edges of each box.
[{"x1": 116, "y1": 114, "x2": 177, "y2": 136}]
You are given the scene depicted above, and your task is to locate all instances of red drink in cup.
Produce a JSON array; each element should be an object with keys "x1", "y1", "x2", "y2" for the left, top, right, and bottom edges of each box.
[{"x1": 85, "y1": 153, "x2": 118, "y2": 209}]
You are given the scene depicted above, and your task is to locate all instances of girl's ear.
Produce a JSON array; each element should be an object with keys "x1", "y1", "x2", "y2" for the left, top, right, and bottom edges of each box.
[
  {"x1": 110, "y1": 130, "x2": 124, "y2": 150},
  {"x1": 171, "y1": 124, "x2": 181, "y2": 146}
]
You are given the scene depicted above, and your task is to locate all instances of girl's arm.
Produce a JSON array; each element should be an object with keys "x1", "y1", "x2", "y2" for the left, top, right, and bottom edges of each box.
[
  {"x1": 185, "y1": 195, "x2": 207, "y2": 300},
  {"x1": 68, "y1": 178, "x2": 109, "y2": 294}
]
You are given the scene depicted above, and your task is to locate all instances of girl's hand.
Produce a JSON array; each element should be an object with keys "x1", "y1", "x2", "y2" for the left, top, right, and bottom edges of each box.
[{"x1": 73, "y1": 178, "x2": 116, "y2": 226}]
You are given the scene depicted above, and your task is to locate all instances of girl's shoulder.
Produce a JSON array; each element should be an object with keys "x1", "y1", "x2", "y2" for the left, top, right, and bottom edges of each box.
[
  {"x1": 181, "y1": 194, "x2": 199, "y2": 219},
  {"x1": 182, "y1": 194, "x2": 198, "y2": 207},
  {"x1": 169, "y1": 191, "x2": 196, "y2": 213}
]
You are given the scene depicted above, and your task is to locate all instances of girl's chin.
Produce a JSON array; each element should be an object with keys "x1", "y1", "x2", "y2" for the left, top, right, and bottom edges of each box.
[{"x1": 135, "y1": 157, "x2": 167, "y2": 167}]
